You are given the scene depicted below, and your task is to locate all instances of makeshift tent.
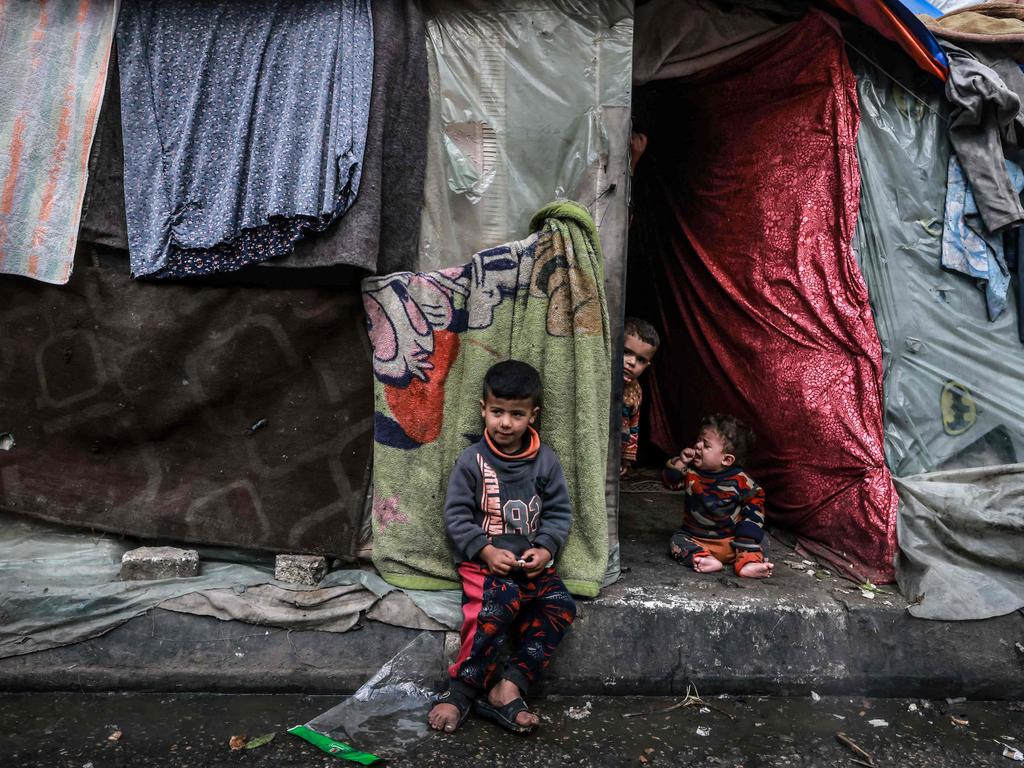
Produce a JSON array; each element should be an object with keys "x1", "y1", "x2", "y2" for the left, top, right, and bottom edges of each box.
[
  {"x1": 7, "y1": 0, "x2": 1020, "y2": 613},
  {"x1": 0, "y1": 0, "x2": 633, "y2": 577},
  {"x1": 629, "y1": 9, "x2": 898, "y2": 583}
]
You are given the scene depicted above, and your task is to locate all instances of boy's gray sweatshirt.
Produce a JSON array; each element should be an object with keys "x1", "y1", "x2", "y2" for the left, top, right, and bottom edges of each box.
[{"x1": 443, "y1": 430, "x2": 572, "y2": 564}]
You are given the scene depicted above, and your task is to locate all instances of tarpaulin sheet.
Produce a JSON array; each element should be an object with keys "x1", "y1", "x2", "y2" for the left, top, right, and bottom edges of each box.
[
  {"x1": 853, "y1": 54, "x2": 1024, "y2": 619},
  {"x1": 825, "y1": 0, "x2": 948, "y2": 78},
  {"x1": 896, "y1": 464, "x2": 1024, "y2": 620},
  {"x1": 631, "y1": 11, "x2": 898, "y2": 583},
  {"x1": 418, "y1": 0, "x2": 632, "y2": 271},
  {"x1": 0, "y1": 0, "x2": 118, "y2": 284},
  {"x1": 853, "y1": 54, "x2": 1024, "y2": 476},
  {"x1": 0, "y1": 511, "x2": 460, "y2": 659},
  {"x1": 0, "y1": 247, "x2": 373, "y2": 560}
]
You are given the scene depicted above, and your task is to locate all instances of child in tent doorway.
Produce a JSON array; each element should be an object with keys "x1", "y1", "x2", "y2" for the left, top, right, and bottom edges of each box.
[
  {"x1": 621, "y1": 317, "x2": 660, "y2": 477},
  {"x1": 428, "y1": 360, "x2": 577, "y2": 735},
  {"x1": 663, "y1": 413, "x2": 774, "y2": 579}
]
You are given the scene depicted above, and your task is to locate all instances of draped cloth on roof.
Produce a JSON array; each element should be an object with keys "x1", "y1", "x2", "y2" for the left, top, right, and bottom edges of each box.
[
  {"x1": 116, "y1": 0, "x2": 373, "y2": 279},
  {"x1": 0, "y1": 0, "x2": 118, "y2": 284},
  {"x1": 632, "y1": 11, "x2": 898, "y2": 583}
]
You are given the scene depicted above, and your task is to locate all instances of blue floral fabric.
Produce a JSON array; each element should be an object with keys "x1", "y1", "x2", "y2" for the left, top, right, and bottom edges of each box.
[
  {"x1": 942, "y1": 154, "x2": 1024, "y2": 321},
  {"x1": 117, "y1": 0, "x2": 373, "y2": 279}
]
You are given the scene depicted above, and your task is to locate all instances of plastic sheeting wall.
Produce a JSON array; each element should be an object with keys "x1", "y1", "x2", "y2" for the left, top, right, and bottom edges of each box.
[
  {"x1": 855, "y1": 53, "x2": 1024, "y2": 618},
  {"x1": 417, "y1": 0, "x2": 633, "y2": 582},
  {"x1": 854, "y1": 56, "x2": 1024, "y2": 477}
]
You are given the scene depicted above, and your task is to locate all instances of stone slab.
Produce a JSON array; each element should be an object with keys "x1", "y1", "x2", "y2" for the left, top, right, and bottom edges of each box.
[
  {"x1": 119, "y1": 547, "x2": 199, "y2": 581},
  {"x1": 274, "y1": 554, "x2": 327, "y2": 586}
]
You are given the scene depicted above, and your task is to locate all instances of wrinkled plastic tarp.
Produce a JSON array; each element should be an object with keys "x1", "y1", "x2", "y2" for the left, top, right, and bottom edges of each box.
[
  {"x1": 0, "y1": 513, "x2": 459, "y2": 659},
  {"x1": 854, "y1": 56, "x2": 1024, "y2": 619},
  {"x1": 853, "y1": 57, "x2": 1024, "y2": 478},
  {"x1": 418, "y1": 0, "x2": 632, "y2": 270},
  {"x1": 896, "y1": 464, "x2": 1024, "y2": 620}
]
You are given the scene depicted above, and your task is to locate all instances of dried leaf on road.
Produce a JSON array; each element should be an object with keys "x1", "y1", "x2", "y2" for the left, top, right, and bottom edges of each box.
[{"x1": 244, "y1": 732, "x2": 276, "y2": 750}]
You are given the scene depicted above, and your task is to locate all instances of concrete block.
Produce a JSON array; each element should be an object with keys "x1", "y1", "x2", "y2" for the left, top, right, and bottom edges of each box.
[
  {"x1": 274, "y1": 554, "x2": 327, "y2": 585},
  {"x1": 119, "y1": 547, "x2": 198, "y2": 581}
]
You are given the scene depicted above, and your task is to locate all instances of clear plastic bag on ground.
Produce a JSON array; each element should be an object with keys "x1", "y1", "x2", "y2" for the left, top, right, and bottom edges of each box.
[{"x1": 289, "y1": 631, "x2": 445, "y2": 763}]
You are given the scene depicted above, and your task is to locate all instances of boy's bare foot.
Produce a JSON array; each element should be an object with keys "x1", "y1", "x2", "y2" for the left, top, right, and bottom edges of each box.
[
  {"x1": 489, "y1": 679, "x2": 540, "y2": 728},
  {"x1": 428, "y1": 702, "x2": 462, "y2": 733},
  {"x1": 693, "y1": 554, "x2": 723, "y2": 573},
  {"x1": 738, "y1": 561, "x2": 774, "y2": 579}
]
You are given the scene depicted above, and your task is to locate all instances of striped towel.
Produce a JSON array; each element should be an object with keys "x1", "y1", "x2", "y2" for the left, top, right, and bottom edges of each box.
[{"x1": 0, "y1": 0, "x2": 119, "y2": 284}]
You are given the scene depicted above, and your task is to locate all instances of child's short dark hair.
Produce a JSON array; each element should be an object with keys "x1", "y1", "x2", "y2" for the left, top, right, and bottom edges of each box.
[
  {"x1": 624, "y1": 316, "x2": 660, "y2": 349},
  {"x1": 701, "y1": 413, "x2": 755, "y2": 465},
  {"x1": 483, "y1": 360, "x2": 543, "y2": 406}
]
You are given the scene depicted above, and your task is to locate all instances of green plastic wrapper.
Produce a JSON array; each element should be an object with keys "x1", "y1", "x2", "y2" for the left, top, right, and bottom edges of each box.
[{"x1": 287, "y1": 725, "x2": 380, "y2": 765}]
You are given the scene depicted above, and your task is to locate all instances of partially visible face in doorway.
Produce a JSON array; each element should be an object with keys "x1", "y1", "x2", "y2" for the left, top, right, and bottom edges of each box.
[
  {"x1": 693, "y1": 427, "x2": 735, "y2": 473},
  {"x1": 623, "y1": 334, "x2": 657, "y2": 383}
]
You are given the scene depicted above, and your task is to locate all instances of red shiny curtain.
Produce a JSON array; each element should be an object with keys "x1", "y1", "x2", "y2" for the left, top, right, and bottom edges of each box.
[{"x1": 632, "y1": 11, "x2": 897, "y2": 583}]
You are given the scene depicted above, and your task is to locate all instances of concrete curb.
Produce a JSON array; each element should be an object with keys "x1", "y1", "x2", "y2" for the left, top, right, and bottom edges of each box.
[{"x1": 1, "y1": 591, "x2": 1021, "y2": 698}]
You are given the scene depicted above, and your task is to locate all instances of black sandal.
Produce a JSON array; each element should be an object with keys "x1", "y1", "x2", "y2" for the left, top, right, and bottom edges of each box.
[
  {"x1": 473, "y1": 696, "x2": 536, "y2": 735},
  {"x1": 431, "y1": 688, "x2": 473, "y2": 733}
]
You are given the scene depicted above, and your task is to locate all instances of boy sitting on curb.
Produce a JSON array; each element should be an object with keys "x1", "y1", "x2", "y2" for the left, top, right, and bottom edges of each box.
[
  {"x1": 663, "y1": 413, "x2": 774, "y2": 579},
  {"x1": 428, "y1": 360, "x2": 577, "y2": 735}
]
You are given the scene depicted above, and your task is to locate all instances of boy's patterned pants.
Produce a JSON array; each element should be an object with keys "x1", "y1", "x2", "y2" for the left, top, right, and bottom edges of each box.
[{"x1": 448, "y1": 561, "x2": 576, "y2": 697}]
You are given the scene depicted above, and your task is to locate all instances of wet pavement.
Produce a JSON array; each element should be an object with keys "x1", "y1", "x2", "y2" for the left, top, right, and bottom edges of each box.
[{"x1": 2, "y1": 692, "x2": 1023, "y2": 767}]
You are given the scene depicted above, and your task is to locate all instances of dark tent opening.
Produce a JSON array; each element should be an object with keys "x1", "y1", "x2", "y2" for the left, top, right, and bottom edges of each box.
[{"x1": 624, "y1": 10, "x2": 898, "y2": 583}]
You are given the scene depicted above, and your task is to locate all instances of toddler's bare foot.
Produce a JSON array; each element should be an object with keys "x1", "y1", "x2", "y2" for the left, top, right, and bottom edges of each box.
[
  {"x1": 489, "y1": 679, "x2": 540, "y2": 728},
  {"x1": 428, "y1": 702, "x2": 462, "y2": 732},
  {"x1": 693, "y1": 554, "x2": 723, "y2": 573},
  {"x1": 738, "y1": 561, "x2": 774, "y2": 579}
]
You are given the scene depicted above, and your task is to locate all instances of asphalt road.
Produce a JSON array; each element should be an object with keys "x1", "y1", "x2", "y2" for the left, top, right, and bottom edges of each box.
[{"x1": 1, "y1": 692, "x2": 1022, "y2": 767}]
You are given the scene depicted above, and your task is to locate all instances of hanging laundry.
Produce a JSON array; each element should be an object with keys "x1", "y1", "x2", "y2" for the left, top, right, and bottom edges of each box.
[
  {"x1": 942, "y1": 154, "x2": 1024, "y2": 320},
  {"x1": 116, "y1": 0, "x2": 373, "y2": 279},
  {"x1": 942, "y1": 42, "x2": 1024, "y2": 234},
  {"x1": 0, "y1": 0, "x2": 119, "y2": 284},
  {"x1": 84, "y1": 0, "x2": 428, "y2": 277},
  {"x1": 271, "y1": 0, "x2": 428, "y2": 275}
]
